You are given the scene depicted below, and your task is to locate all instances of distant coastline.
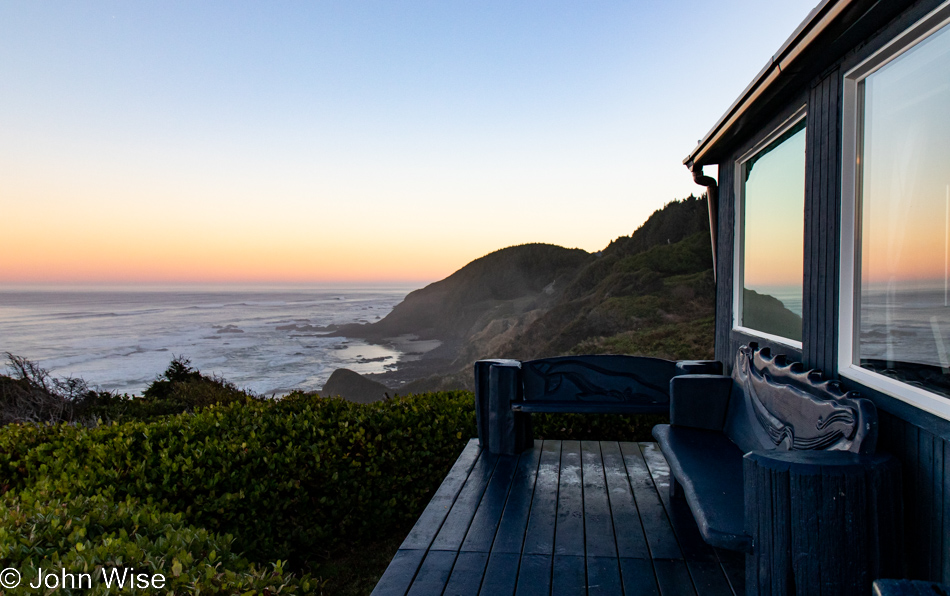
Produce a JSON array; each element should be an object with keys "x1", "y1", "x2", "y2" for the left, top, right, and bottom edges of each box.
[{"x1": 0, "y1": 287, "x2": 421, "y2": 396}]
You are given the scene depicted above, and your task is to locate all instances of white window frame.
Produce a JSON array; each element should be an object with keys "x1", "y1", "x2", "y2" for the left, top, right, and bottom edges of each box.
[
  {"x1": 733, "y1": 106, "x2": 807, "y2": 349},
  {"x1": 839, "y1": 0, "x2": 950, "y2": 422}
]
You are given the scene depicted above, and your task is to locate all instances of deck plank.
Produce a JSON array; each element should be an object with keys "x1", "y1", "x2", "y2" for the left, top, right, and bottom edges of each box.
[
  {"x1": 654, "y1": 560, "x2": 697, "y2": 596},
  {"x1": 620, "y1": 442, "x2": 683, "y2": 561},
  {"x1": 684, "y1": 561, "x2": 734, "y2": 596},
  {"x1": 401, "y1": 440, "x2": 483, "y2": 550},
  {"x1": 601, "y1": 441, "x2": 651, "y2": 560},
  {"x1": 555, "y1": 440, "x2": 585, "y2": 557},
  {"x1": 443, "y1": 551, "x2": 489, "y2": 596},
  {"x1": 524, "y1": 440, "x2": 563, "y2": 555},
  {"x1": 714, "y1": 549, "x2": 745, "y2": 596},
  {"x1": 370, "y1": 549, "x2": 427, "y2": 596},
  {"x1": 463, "y1": 455, "x2": 520, "y2": 552},
  {"x1": 582, "y1": 441, "x2": 618, "y2": 559},
  {"x1": 515, "y1": 554, "x2": 553, "y2": 596},
  {"x1": 407, "y1": 550, "x2": 458, "y2": 596},
  {"x1": 478, "y1": 552, "x2": 521, "y2": 596},
  {"x1": 587, "y1": 555, "x2": 623, "y2": 595},
  {"x1": 432, "y1": 449, "x2": 500, "y2": 551},
  {"x1": 493, "y1": 446, "x2": 543, "y2": 554},
  {"x1": 552, "y1": 555, "x2": 587, "y2": 596},
  {"x1": 375, "y1": 442, "x2": 738, "y2": 596},
  {"x1": 619, "y1": 558, "x2": 660, "y2": 596}
]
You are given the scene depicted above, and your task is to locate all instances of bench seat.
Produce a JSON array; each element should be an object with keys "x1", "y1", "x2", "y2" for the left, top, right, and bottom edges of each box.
[
  {"x1": 653, "y1": 345, "x2": 880, "y2": 553},
  {"x1": 652, "y1": 344, "x2": 905, "y2": 595},
  {"x1": 652, "y1": 425, "x2": 750, "y2": 552}
]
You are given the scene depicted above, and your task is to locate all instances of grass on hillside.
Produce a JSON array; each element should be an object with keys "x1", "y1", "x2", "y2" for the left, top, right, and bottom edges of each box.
[{"x1": 572, "y1": 316, "x2": 715, "y2": 361}]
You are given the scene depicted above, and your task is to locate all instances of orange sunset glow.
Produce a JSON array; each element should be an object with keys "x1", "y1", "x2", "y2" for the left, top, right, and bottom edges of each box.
[{"x1": 0, "y1": 2, "x2": 822, "y2": 287}]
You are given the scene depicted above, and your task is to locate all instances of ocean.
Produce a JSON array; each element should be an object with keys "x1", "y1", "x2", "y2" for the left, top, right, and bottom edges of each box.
[
  {"x1": 860, "y1": 286, "x2": 950, "y2": 368},
  {"x1": 0, "y1": 286, "x2": 418, "y2": 396}
]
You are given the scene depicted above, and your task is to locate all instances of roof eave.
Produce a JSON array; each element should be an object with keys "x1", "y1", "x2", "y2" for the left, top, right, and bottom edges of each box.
[{"x1": 684, "y1": 0, "x2": 853, "y2": 169}]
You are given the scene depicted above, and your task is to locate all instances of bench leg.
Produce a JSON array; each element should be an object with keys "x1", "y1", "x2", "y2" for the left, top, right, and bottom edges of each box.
[{"x1": 669, "y1": 475, "x2": 684, "y2": 500}]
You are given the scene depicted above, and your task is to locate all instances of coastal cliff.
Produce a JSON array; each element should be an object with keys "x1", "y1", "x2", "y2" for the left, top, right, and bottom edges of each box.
[{"x1": 323, "y1": 195, "x2": 720, "y2": 398}]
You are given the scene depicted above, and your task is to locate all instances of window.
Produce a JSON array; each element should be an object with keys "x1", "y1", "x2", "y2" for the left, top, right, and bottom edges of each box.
[
  {"x1": 735, "y1": 113, "x2": 806, "y2": 345},
  {"x1": 842, "y1": 3, "x2": 950, "y2": 419}
]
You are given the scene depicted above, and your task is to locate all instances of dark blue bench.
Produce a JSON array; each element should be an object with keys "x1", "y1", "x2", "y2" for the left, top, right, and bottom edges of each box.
[
  {"x1": 474, "y1": 355, "x2": 721, "y2": 455},
  {"x1": 653, "y1": 344, "x2": 903, "y2": 595}
]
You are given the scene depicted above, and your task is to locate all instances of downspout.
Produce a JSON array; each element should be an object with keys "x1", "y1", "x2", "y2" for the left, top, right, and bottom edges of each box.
[{"x1": 689, "y1": 163, "x2": 718, "y2": 280}]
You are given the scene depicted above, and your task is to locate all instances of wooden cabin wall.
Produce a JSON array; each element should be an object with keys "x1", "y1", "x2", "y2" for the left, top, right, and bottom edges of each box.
[
  {"x1": 713, "y1": 158, "x2": 734, "y2": 365},
  {"x1": 714, "y1": 34, "x2": 950, "y2": 581},
  {"x1": 877, "y1": 408, "x2": 950, "y2": 582},
  {"x1": 801, "y1": 69, "x2": 841, "y2": 376},
  {"x1": 801, "y1": 65, "x2": 950, "y2": 583}
]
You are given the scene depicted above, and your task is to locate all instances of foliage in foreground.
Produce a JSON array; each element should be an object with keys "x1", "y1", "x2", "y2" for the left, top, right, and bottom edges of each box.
[
  {"x1": 0, "y1": 483, "x2": 311, "y2": 595},
  {"x1": 0, "y1": 389, "x2": 476, "y2": 586},
  {"x1": 0, "y1": 317, "x2": 690, "y2": 595},
  {"x1": 89, "y1": 356, "x2": 257, "y2": 422}
]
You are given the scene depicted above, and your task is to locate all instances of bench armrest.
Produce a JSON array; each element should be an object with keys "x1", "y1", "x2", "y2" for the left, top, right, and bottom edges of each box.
[{"x1": 670, "y1": 374, "x2": 732, "y2": 431}]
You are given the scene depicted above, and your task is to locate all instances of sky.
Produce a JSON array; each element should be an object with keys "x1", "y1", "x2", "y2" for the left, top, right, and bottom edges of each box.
[
  {"x1": 861, "y1": 21, "x2": 950, "y2": 287},
  {"x1": 0, "y1": 0, "x2": 819, "y2": 286},
  {"x1": 743, "y1": 124, "x2": 805, "y2": 289}
]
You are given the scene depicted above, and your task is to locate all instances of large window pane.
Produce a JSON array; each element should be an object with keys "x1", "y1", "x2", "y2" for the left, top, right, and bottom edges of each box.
[
  {"x1": 856, "y1": 22, "x2": 950, "y2": 398},
  {"x1": 739, "y1": 119, "x2": 805, "y2": 342}
]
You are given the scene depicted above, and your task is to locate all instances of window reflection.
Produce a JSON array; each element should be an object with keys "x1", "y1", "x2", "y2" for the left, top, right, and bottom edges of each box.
[
  {"x1": 740, "y1": 119, "x2": 806, "y2": 342},
  {"x1": 857, "y1": 22, "x2": 950, "y2": 398}
]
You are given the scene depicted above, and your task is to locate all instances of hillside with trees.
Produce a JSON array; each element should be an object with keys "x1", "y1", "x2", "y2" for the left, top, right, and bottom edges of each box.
[{"x1": 336, "y1": 195, "x2": 716, "y2": 393}]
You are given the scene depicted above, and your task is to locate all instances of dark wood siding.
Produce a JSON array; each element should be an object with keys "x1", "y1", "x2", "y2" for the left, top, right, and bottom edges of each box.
[
  {"x1": 876, "y1": 410, "x2": 950, "y2": 583},
  {"x1": 711, "y1": 0, "x2": 950, "y2": 583},
  {"x1": 714, "y1": 160, "x2": 734, "y2": 365},
  {"x1": 801, "y1": 69, "x2": 841, "y2": 374}
]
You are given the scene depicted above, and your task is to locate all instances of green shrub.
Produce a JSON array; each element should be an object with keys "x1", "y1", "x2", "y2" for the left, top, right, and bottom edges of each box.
[
  {"x1": 84, "y1": 357, "x2": 258, "y2": 423},
  {"x1": 0, "y1": 391, "x2": 476, "y2": 566},
  {"x1": 0, "y1": 482, "x2": 310, "y2": 595}
]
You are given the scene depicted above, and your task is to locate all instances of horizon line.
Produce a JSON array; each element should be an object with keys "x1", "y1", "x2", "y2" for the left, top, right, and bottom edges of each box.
[{"x1": 0, "y1": 280, "x2": 432, "y2": 292}]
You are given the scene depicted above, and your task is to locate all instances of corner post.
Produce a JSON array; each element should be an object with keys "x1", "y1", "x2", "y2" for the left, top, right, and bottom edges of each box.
[{"x1": 487, "y1": 361, "x2": 532, "y2": 455}]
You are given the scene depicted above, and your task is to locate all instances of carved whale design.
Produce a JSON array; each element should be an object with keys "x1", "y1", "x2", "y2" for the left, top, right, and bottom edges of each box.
[
  {"x1": 524, "y1": 356, "x2": 672, "y2": 404},
  {"x1": 734, "y1": 344, "x2": 865, "y2": 452}
]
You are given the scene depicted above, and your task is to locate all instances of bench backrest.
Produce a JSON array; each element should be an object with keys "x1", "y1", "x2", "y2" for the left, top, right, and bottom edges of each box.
[
  {"x1": 522, "y1": 355, "x2": 678, "y2": 406},
  {"x1": 723, "y1": 344, "x2": 878, "y2": 454}
]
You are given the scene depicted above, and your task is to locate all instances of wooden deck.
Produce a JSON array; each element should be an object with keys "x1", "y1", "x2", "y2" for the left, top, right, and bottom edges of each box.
[{"x1": 371, "y1": 439, "x2": 744, "y2": 596}]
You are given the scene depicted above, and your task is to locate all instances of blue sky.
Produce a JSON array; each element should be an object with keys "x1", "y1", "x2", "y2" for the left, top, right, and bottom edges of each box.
[{"x1": 0, "y1": 1, "x2": 818, "y2": 284}]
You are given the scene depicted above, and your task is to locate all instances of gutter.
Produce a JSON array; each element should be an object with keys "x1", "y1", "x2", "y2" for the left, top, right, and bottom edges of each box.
[
  {"x1": 690, "y1": 166, "x2": 718, "y2": 280},
  {"x1": 683, "y1": 0, "x2": 853, "y2": 168}
]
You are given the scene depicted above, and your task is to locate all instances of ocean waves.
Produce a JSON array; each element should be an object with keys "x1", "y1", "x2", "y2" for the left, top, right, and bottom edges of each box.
[{"x1": 0, "y1": 287, "x2": 413, "y2": 396}]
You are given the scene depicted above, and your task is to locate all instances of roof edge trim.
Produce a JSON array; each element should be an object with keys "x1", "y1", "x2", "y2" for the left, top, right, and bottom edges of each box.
[{"x1": 684, "y1": 0, "x2": 853, "y2": 167}]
